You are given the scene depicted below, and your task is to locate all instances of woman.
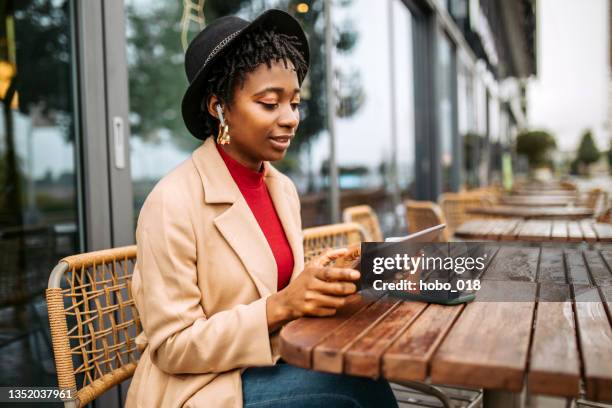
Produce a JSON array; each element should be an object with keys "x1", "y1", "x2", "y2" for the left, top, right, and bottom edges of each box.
[{"x1": 126, "y1": 9, "x2": 398, "y2": 408}]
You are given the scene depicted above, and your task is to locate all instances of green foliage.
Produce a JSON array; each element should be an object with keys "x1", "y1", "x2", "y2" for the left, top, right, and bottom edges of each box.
[
  {"x1": 462, "y1": 133, "x2": 485, "y2": 188},
  {"x1": 515, "y1": 130, "x2": 556, "y2": 168},
  {"x1": 575, "y1": 130, "x2": 600, "y2": 165}
]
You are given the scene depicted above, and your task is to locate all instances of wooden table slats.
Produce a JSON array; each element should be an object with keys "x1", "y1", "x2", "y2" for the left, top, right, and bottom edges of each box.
[
  {"x1": 528, "y1": 283, "x2": 581, "y2": 397},
  {"x1": 382, "y1": 304, "x2": 464, "y2": 381},
  {"x1": 280, "y1": 245, "x2": 612, "y2": 402},
  {"x1": 467, "y1": 206, "x2": 593, "y2": 220},
  {"x1": 430, "y1": 281, "x2": 537, "y2": 391},
  {"x1": 573, "y1": 287, "x2": 612, "y2": 401},
  {"x1": 456, "y1": 219, "x2": 612, "y2": 243}
]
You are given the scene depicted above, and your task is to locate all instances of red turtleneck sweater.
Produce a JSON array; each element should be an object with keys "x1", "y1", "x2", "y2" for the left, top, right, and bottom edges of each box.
[{"x1": 217, "y1": 145, "x2": 294, "y2": 290}]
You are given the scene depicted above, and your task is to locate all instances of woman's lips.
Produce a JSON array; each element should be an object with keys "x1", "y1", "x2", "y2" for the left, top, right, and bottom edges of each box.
[{"x1": 268, "y1": 136, "x2": 292, "y2": 150}]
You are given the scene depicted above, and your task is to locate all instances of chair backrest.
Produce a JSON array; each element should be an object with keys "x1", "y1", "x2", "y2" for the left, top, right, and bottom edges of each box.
[
  {"x1": 585, "y1": 188, "x2": 607, "y2": 215},
  {"x1": 342, "y1": 205, "x2": 383, "y2": 242},
  {"x1": 438, "y1": 193, "x2": 487, "y2": 235},
  {"x1": 404, "y1": 200, "x2": 449, "y2": 242},
  {"x1": 597, "y1": 206, "x2": 612, "y2": 223},
  {"x1": 560, "y1": 180, "x2": 577, "y2": 191},
  {"x1": 302, "y1": 222, "x2": 367, "y2": 263},
  {"x1": 46, "y1": 245, "x2": 141, "y2": 408}
]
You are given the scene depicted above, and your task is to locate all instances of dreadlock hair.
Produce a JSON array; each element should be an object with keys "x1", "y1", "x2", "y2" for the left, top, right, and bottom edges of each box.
[{"x1": 198, "y1": 27, "x2": 308, "y2": 139}]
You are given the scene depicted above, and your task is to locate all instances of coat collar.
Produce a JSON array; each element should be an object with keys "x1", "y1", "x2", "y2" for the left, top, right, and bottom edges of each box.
[{"x1": 191, "y1": 137, "x2": 302, "y2": 297}]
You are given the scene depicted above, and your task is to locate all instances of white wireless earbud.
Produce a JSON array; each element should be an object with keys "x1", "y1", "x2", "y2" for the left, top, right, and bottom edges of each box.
[{"x1": 215, "y1": 104, "x2": 226, "y2": 126}]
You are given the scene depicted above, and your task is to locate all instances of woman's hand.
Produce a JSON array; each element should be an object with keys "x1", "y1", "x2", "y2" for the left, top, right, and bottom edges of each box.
[{"x1": 266, "y1": 248, "x2": 361, "y2": 332}]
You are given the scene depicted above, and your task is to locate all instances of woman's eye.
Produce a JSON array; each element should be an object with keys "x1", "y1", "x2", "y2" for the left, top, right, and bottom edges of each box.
[
  {"x1": 260, "y1": 102, "x2": 278, "y2": 110},
  {"x1": 291, "y1": 102, "x2": 301, "y2": 110}
]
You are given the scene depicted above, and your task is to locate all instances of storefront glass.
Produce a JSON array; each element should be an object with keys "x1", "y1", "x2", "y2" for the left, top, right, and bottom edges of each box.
[{"x1": 0, "y1": 0, "x2": 80, "y2": 388}]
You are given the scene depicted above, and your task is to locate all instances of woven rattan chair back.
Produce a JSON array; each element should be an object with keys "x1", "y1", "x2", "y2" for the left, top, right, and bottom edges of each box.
[
  {"x1": 302, "y1": 223, "x2": 367, "y2": 263},
  {"x1": 46, "y1": 245, "x2": 141, "y2": 408},
  {"x1": 585, "y1": 188, "x2": 603, "y2": 210},
  {"x1": 560, "y1": 180, "x2": 577, "y2": 191},
  {"x1": 404, "y1": 200, "x2": 449, "y2": 242},
  {"x1": 438, "y1": 192, "x2": 488, "y2": 235},
  {"x1": 597, "y1": 206, "x2": 612, "y2": 223},
  {"x1": 342, "y1": 205, "x2": 383, "y2": 242}
]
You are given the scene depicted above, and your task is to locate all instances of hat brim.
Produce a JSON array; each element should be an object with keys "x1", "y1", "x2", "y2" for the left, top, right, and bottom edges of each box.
[{"x1": 181, "y1": 9, "x2": 310, "y2": 140}]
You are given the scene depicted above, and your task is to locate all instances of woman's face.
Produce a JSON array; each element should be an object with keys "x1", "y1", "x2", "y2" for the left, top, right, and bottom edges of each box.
[{"x1": 209, "y1": 60, "x2": 301, "y2": 171}]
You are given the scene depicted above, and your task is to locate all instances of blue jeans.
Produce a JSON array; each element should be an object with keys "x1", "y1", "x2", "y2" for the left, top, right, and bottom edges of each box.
[{"x1": 241, "y1": 360, "x2": 398, "y2": 407}]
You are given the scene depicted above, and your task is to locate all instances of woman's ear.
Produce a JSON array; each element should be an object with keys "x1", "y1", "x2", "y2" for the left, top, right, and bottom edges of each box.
[{"x1": 205, "y1": 95, "x2": 220, "y2": 119}]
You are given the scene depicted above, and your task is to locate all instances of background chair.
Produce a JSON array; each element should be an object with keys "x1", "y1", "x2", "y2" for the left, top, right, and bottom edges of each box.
[
  {"x1": 438, "y1": 193, "x2": 491, "y2": 237},
  {"x1": 404, "y1": 200, "x2": 449, "y2": 241},
  {"x1": 342, "y1": 205, "x2": 383, "y2": 242},
  {"x1": 46, "y1": 246, "x2": 140, "y2": 408},
  {"x1": 302, "y1": 222, "x2": 367, "y2": 264},
  {"x1": 597, "y1": 206, "x2": 612, "y2": 223},
  {"x1": 584, "y1": 187, "x2": 608, "y2": 217}
]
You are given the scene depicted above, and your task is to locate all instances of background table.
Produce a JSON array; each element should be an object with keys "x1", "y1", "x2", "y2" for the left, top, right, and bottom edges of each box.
[
  {"x1": 511, "y1": 189, "x2": 577, "y2": 197},
  {"x1": 455, "y1": 218, "x2": 612, "y2": 242},
  {"x1": 467, "y1": 205, "x2": 593, "y2": 219},
  {"x1": 499, "y1": 195, "x2": 577, "y2": 207},
  {"x1": 280, "y1": 244, "x2": 612, "y2": 406}
]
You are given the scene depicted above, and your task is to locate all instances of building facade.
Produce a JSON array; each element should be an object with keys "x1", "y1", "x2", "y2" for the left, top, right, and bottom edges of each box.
[{"x1": 0, "y1": 0, "x2": 535, "y2": 405}]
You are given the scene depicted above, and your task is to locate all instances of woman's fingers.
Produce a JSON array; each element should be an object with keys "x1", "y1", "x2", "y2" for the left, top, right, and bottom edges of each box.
[
  {"x1": 310, "y1": 278, "x2": 357, "y2": 296},
  {"x1": 310, "y1": 248, "x2": 349, "y2": 267},
  {"x1": 304, "y1": 291, "x2": 348, "y2": 309},
  {"x1": 315, "y1": 266, "x2": 360, "y2": 282}
]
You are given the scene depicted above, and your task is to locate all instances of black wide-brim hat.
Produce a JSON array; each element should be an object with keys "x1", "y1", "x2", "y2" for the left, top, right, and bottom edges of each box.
[{"x1": 181, "y1": 9, "x2": 310, "y2": 140}]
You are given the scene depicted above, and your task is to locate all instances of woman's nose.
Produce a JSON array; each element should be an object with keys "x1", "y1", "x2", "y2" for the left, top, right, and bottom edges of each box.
[{"x1": 278, "y1": 104, "x2": 299, "y2": 128}]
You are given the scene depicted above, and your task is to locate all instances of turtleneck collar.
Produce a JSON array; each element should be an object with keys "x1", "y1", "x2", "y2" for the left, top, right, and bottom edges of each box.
[{"x1": 216, "y1": 143, "x2": 264, "y2": 189}]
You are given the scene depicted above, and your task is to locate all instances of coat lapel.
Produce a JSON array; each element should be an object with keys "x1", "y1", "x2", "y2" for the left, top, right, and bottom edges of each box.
[{"x1": 191, "y1": 138, "x2": 277, "y2": 297}]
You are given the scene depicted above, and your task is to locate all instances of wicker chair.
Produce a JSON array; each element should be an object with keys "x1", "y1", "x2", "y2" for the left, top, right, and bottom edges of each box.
[
  {"x1": 560, "y1": 180, "x2": 577, "y2": 191},
  {"x1": 404, "y1": 200, "x2": 450, "y2": 242},
  {"x1": 585, "y1": 188, "x2": 603, "y2": 210},
  {"x1": 342, "y1": 205, "x2": 383, "y2": 242},
  {"x1": 438, "y1": 193, "x2": 491, "y2": 236},
  {"x1": 302, "y1": 222, "x2": 367, "y2": 263},
  {"x1": 46, "y1": 246, "x2": 141, "y2": 408},
  {"x1": 597, "y1": 206, "x2": 611, "y2": 223}
]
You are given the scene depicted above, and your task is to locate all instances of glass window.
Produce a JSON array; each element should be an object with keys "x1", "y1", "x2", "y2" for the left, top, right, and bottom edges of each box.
[
  {"x1": 392, "y1": 0, "x2": 416, "y2": 197},
  {"x1": 126, "y1": 0, "x2": 332, "y2": 227},
  {"x1": 331, "y1": 0, "x2": 415, "y2": 234},
  {"x1": 457, "y1": 53, "x2": 481, "y2": 188},
  {"x1": 0, "y1": 0, "x2": 80, "y2": 387},
  {"x1": 436, "y1": 29, "x2": 454, "y2": 192}
]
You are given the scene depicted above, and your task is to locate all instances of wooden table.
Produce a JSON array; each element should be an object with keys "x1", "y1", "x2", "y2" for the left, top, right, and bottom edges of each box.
[
  {"x1": 455, "y1": 218, "x2": 612, "y2": 242},
  {"x1": 467, "y1": 205, "x2": 593, "y2": 219},
  {"x1": 499, "y1": 195, "x2": 577, "y2": 207},
  {"x1": 511, "y1": 189, "x2": 576, "y2": 197},
  {"x1": 280, "y1": 244, "x2": 612, "y2": 406}
]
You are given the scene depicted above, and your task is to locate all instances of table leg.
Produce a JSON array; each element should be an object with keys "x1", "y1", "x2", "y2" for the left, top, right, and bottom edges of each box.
[
  {"x1": 483, "y1": 389, "x2": 525, "y2": 408},
  {"x1": 394, "y1": 380, "x2": 453, "y2": 408}
]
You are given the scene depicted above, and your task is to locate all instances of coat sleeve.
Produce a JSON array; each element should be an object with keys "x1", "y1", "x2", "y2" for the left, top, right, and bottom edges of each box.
[{"x1": 134, "y1": 184, "x2": 274, "y2": 375}]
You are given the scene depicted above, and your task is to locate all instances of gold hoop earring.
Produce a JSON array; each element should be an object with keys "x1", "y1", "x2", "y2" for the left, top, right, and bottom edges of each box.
[{"x1": 215, "y1": 104, "x2": 231, "y2": 145}]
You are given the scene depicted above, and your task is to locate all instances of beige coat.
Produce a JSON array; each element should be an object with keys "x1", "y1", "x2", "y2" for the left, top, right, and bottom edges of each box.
[{"x1": 126, "y1": 137, "x2": 305, "y2": 408}]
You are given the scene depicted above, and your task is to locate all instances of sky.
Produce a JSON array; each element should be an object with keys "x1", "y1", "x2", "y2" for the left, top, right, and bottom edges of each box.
[{"x1": 527, "y1": 0, "x2": 610, "y2": 152}]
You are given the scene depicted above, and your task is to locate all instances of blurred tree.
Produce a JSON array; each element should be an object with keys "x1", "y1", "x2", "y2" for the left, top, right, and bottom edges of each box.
[
  {"x1": 575, "y1": 129, "x2": 600, "y2": 167},
  {"x1": 462, "y1": 132, "x2": 485, "y2": 188},
  {"x1": 515, "y1": 130, "x2": 556, "y2": 169}
]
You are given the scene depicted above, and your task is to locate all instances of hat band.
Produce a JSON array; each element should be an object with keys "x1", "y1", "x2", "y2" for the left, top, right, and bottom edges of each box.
[{"x1": 203, "y1": 29, "x2": 243, "y2": 68}]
